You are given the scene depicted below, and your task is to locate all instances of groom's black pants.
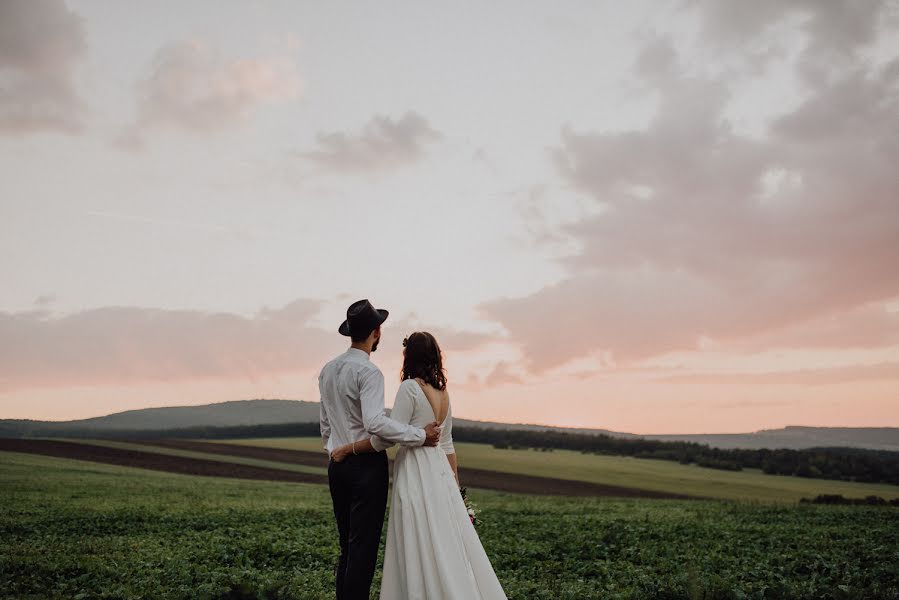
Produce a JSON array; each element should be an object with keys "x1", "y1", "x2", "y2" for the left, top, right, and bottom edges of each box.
[{"x1": 328, "y1": 451, "x2": 389, "y2": 600}]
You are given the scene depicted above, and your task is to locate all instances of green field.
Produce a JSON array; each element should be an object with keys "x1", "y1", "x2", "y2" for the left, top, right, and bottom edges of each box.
[
  {"x1": 216, "y1": 437, "x2": 899, "y2": 503},
  {"x1": 59, "y1": 438, "x2": 328, "y2": 476},
  {"x1": 3, "y1": 449, "x2": 898, "y2": 600}
]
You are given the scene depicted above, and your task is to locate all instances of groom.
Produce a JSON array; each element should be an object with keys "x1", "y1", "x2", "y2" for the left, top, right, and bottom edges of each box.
[{"x1": 319, "y1": 298, "x2": 441, "y2": 600}]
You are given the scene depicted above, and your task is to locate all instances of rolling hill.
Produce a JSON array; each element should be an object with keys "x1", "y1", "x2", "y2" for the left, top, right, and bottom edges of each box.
[
  {"x1": 0, "y1": 400, "x2": 319, "y2": 437},
  {"x1": 2, "y1": 399, "x2": 897, "y2": 451}
]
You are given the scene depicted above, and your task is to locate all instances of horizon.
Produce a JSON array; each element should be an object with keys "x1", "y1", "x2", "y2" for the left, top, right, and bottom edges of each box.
[
  {"x1": 5, "y1": 397, "x2": 898, "y2": 437},
  {"x1": 2, "y1": 1, "x2": 898, "y2": 433}
]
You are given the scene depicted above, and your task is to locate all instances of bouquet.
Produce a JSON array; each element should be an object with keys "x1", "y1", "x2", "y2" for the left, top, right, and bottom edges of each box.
[{"x1": 460, "y1": 486, "x2": 480, "y2": 527}]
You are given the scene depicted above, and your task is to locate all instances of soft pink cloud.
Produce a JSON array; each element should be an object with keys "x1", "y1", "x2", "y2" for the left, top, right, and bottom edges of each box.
[
  {"x1": 117, "y1": 39, "x2": 300, "y2": 148},
  {"x1": 483, "y1": 4, "x2": 899, "y2": 372},
  {"x1": 0, "y1": 299, "x2": 339, "y2": 391},
  {"x1": 442, "y1": 366, "x2": 899, "y2": 433},
  {"x1": 456, "y1": 360, "x2": 525, "y2": 391},
  {"x1": 389, "y1": 322, "x2": 491, "y2": 353},
  {"x1": 0, "y1": 299, "x2": 494, "y2": 393},
  {"x1": 732, "y1": 302, "x2": 899, "y2": 352},
  {"x1": 655, "y1": 361, "x2": 899, "y2": 386}
]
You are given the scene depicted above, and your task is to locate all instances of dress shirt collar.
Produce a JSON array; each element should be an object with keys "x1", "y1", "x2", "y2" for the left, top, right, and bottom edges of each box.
[{"x1": 346, "y1": 346, "x2": 370, "y2": 360}]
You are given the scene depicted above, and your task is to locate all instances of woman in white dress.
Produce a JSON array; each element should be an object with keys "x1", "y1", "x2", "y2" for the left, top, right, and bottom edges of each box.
[{"x1": 329, "y1": 331, "x2": 507, "y2": 600}]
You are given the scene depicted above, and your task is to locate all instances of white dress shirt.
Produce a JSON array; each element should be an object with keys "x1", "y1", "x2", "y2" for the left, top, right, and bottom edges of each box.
[{"x1": 319, "y1": 347, "x2": 426, "y2": 453}]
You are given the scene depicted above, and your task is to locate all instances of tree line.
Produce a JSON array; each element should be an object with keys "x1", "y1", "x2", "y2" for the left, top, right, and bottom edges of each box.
[
  {"x1": 452, "y1": 426, "x2": 899, "y2": 486},
  {"x1": 3, "y1": 420, "x2": 897, "y2": 486},
  {"x1": 0, "y1": 421, "x2": 322, "y2": 440}
]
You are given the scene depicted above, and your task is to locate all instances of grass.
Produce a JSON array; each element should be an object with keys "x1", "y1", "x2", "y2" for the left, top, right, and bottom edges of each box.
[
  {"x1": 2, "y1": 450, "x2": 897, "y2": 599},
  {"x1": 0, "y1": 451, "x2": 336, "y2": 600},
  {"x1": 213, "y1": 437, "x2": 899, "y2": 503}
]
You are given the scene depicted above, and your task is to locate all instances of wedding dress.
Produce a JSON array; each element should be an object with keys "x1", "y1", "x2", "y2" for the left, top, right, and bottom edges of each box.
[{"x1": 380, "y1": 379, "x2": 507, "y2": 600}]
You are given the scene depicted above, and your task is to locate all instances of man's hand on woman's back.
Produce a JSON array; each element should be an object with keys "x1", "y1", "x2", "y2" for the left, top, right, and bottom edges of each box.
[{"x1": 423, "y1": 421, "x2": 441, "y2": 446}]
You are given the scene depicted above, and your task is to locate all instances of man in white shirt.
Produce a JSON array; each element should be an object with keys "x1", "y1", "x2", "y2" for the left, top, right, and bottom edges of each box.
[{"x1": 319, "y1": 299, "x2": 440, "y2": 600}]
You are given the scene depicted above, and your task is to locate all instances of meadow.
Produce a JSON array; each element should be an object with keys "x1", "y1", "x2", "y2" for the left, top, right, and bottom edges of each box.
[
  {"x1": 2, "y1": 448, "x2": 898, "y2": 600},
  {"x1": 218, "y1": 437, "x2": 899, "y2": 503}
]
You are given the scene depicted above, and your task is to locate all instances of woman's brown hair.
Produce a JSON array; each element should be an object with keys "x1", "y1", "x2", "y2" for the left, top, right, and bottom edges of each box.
[{"x1": 400, "y1": 331, "x2": 447, "y2": 391}]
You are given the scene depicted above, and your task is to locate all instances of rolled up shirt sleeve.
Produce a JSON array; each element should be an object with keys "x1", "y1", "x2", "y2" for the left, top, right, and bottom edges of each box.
[
  {"x1": 369, "y1": 435, "x2": 390, "y2": 453},
  {"x1": 360, "y1": 368, "x2": 425, "y2": 447}
]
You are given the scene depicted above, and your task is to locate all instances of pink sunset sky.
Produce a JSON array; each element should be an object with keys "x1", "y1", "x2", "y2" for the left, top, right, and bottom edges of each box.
[{"x1": 1, "y1": 1, "x2": 898, "y2": 434}]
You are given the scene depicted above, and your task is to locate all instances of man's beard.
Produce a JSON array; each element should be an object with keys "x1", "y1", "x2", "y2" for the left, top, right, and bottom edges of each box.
[{"x1": 371, "y1": 338, "x2": 379, "y2": 352}]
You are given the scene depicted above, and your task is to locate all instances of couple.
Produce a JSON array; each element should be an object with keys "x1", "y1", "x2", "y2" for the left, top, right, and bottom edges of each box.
[{"x1": 319, "y1": 299, "x2": 507, "y2": 600}]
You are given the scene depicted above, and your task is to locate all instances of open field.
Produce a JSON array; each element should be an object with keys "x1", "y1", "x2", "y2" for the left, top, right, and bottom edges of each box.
[
  {"x1": 0, "y1": 438, "x2": 695, "y2": 500},
  {"x1": 217, "y1": 437, "x2": 899, "y2": 503},
  {"x1": 2, "y1": 450, "x2": 898, "y2": 600},
  {"x1": 9, "y1": 436, "x2": 898, "y2": 502},
  {"x1": 55, "y1": 438, "x2": 330, "y2": 476},
  {"x1": 0, "y1": 438, "x2": 328, "y2": 485}
]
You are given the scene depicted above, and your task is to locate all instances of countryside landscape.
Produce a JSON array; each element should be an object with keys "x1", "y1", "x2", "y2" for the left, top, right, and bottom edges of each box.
[
  {"x1": 2, "y1": 400, "x2": 898, "y2": 599},
  {"x1": 3, "y1": 0, "x2": 899, "y2": 598}
]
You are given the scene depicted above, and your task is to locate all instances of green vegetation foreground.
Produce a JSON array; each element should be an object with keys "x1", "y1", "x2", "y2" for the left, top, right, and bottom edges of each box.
[{"x1": 2, "y1": 451, "x2": 898, "y2": 600}]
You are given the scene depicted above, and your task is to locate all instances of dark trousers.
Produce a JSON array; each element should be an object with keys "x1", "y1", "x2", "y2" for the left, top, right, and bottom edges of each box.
[{"x1": 328, "y1": 450, "x2": 389, "y2": 600}]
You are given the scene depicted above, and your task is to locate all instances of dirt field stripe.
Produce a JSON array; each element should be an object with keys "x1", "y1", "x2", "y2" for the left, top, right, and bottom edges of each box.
[
  {"x1": 122, "y1": 438, "x2": 703, "y2": 500},
  {"x1": 124, "y1": 438, "x2": 330, "y2": 467},
  {"x1": 0, "y1": 438, "x2": 327, "y2": 486}
]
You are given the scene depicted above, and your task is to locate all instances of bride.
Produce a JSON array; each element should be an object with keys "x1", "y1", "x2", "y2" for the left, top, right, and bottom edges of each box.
[{"x1": 329, "y1": 331, "x2": 507, "y2": 600}]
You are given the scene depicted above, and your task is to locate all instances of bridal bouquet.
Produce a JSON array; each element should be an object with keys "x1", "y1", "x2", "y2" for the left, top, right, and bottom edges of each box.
[{"x1": 460, "y1": 486, "x2": 480, "y2": 527}]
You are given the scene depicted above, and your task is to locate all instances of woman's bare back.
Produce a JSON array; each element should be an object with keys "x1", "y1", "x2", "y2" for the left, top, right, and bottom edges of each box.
[{"x1": 414, "y1": 377, "x2": 449, "y2": 424}]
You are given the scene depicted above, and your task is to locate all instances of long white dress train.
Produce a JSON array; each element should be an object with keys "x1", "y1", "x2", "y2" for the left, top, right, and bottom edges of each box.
[{"x1": 380, "y1": 379, "x2": 507, "y2": 600}]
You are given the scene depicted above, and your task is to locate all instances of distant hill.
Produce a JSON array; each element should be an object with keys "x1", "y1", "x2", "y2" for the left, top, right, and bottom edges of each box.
[
  {"x1": 2, "y1": 399, "x2": 897, "y2": 451},
  {"x1": 452, "y1": 420, "x2": 899, "y2": 451},
  {"x1": 630, "y1": 427, "x2": 899, "y2": 451},
  {"x1": 0, "y1": 400, "x2": 319, "y2": 437}
]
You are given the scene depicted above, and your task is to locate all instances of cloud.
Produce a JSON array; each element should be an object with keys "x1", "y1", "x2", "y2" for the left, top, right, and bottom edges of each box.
[
  {"x1": 484, "y1": 361, "x2": 525, "y2": 386},
  {"x1": 732, "y1": 302, "x2": 899, "y2": 352},
  {"x1": 118, "y1": 39, "x2": 300, "y2": 148},
  {"x1": 634, "y1": 35, "x2": 678, "y2": 81},
  {"x1": 298, "y1": 111, "x2": 441, "y2": 173},
  {"x1": 691, "y1": 0, "x2": 885, "y2": 54},
  {"x1": 691, "y1": 0, "x2": 891, "y2": 84},
  {"x1": 386, "y1": 318, "x2": 493, "y2": 353},
  {"x1": 33, "y1": 294, "x2": 57, "y2": 307},
  {"x1": 484, "y1": 2, "x2": 899, "y2": 372},
  {"x1": 454, "y1": 360, "x2": 525, "y2": 391},
  {"x1": 0, "y1": 0, "x2": 87, "y2": 134},
  {"x1": 0, "y1": 299, "x2": 496, "y2": 392},
  {"x1": 0, "y1": 300, "x2": 340, "y2": 391},
  {"x1": 655, "y1": 361, "x2": 899, "y2": 386}
]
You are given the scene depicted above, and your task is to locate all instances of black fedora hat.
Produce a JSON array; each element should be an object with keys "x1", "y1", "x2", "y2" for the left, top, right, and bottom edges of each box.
[{"x1": 339, "y1": 299, "x2": 389, "y2": 337}]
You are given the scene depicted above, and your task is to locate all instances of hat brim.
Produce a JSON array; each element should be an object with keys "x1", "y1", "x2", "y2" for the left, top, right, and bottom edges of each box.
[{"x1": 339, "y1": 308, "x2": 389, "y2": 336}]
